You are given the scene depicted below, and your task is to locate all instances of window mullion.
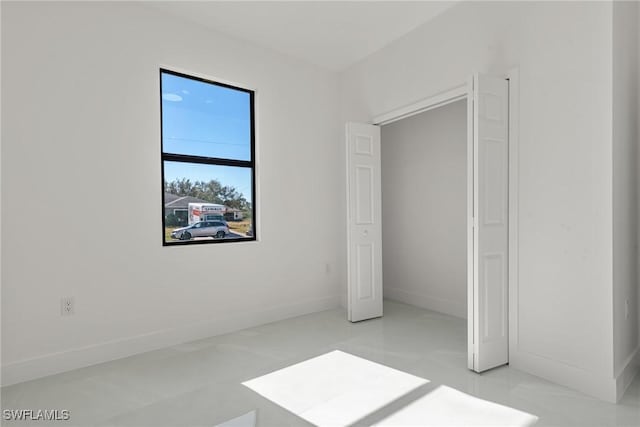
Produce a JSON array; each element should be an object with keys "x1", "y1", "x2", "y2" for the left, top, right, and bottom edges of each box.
[{"x1": 162, "y1": 153, "x2": 252, "y2": 168}]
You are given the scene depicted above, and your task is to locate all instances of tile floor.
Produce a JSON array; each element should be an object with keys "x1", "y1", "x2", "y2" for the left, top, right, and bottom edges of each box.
[{"x1": 2, "y1": 301, "x2": 639, "y2": 426}]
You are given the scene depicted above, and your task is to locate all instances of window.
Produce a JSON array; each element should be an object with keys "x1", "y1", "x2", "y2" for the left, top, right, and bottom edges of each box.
[{"x1": 161, "y1": 69, "x2": 256, "y2": 245}]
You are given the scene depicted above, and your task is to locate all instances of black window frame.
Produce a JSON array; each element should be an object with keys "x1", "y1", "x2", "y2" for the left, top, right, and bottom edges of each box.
[{"x1": 160, "y1": 68, "x2": 257, "y2": 246}]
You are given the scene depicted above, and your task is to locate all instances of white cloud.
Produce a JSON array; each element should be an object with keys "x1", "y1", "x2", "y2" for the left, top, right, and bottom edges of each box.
[{"x1": 162, "y1": 93, "x2": 183, "y2": 102}]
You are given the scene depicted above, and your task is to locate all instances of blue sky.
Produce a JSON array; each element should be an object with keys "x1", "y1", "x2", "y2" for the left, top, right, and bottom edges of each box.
[{"x1": 162, "y1": 72, "x2": 252, "y2": 198}]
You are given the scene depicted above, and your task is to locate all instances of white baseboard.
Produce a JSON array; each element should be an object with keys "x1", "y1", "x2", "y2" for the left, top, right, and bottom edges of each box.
[
  {"x1": 615, "y1": 345, "x2": 640, "y2": 402},
  {"x1": 2, "y1": 295, "x2": 340, "y2": 387},
  {"x1": 384, "y1": 287, "x2": 466, "y2": 319},
  {"x1": 510, "y1": 349, "x2": 617, "y2": 403}
]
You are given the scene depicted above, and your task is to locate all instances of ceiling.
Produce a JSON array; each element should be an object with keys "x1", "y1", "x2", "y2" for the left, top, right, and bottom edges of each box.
[{"x1": 149, "y1": 1, "x2": 458, "y2": 72}]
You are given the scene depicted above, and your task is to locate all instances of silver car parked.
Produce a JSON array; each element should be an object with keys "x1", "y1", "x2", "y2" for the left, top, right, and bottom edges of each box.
[{"x1": 171, "y1": 221, "x2": 229, "y2": 240}]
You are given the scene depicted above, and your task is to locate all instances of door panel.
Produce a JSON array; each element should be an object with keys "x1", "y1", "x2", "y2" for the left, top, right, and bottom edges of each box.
[
  {"x1": 346, "y1": 123, "x2": 382, "y2": 322},
  {"x1": 355, "y1": 166, "x2": 374, "y2": 224},
  {"x1": 471, "y1": 73, "x2": 509, "y2": 372},
  {"x1": 356, "y1": 243, "x2": 374, "y2": 300}
]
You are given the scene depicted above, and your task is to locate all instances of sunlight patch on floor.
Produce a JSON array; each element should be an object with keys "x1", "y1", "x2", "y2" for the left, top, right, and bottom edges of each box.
[
  {"x1": 374, "y1": 385, "x2": 538, "y2": 427},
  {"x1": 242, "y1": 350, "x2": 429, "y2": 426}
]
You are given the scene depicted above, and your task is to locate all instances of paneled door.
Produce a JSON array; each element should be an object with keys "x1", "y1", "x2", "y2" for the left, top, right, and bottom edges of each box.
[
  {"x1": 345, "y1": 74, "x2": 509, "y2": 370},
  {"x1": 469, "y1": 73, "x2": 509, "y2": 372},
  {"x1": 346, "y1": 123, "x2": 382, "y2": 322}
]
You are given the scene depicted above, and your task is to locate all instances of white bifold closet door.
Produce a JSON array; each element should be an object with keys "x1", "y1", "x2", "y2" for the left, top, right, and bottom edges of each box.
[
  {"x1": 469, "y1": 73, "x2": 509, "y2": 372},
  {"x1": 345, "y1": 122, "x2": 383, "y2": 322},
  {"x1": 345, "y1": 73, "x2": 509, "y2": 374}
]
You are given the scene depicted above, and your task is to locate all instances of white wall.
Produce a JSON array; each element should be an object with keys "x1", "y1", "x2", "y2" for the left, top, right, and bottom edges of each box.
[
  {"x1": 638, "y1": 0, "x2": 640, "y2": 386},
  {"x1": 1, "y1": 2, "x2": 344, "y2": 385},
  {"x1": 612, "y1": 0, "x2": 640, "y2": 398},
  {"x1": 340, "y1": 1, "x2": 617, "y2": 401},
  {"x1": 0, "y1": 0, "x2": 3, "y2": 382},
  {"x1": 380, "y1": 101, "x2": 467, "y2": 318},
  {"x1": 636, "y1": 1, "x2": 640, "y2": 369}
]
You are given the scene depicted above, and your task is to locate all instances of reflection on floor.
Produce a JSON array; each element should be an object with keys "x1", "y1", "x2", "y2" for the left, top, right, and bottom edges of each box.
[
  {"x1": 1, "y1": 300, "x2": 640, "y2": 426},
  {"x1": 243, "y1": 350, "x2": 537, "y2": 426}
]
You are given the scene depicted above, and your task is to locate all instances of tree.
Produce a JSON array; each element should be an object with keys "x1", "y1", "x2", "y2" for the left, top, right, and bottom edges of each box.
[
  {"x1": 219, "y1": 185, "x2": 248, "y2": 210},
  {"x1": 165, "y1": 213, "x2": 181, "y2": 227},
  {"x1": 164, "y1": 178, "x2": 248, "y2": 210}
]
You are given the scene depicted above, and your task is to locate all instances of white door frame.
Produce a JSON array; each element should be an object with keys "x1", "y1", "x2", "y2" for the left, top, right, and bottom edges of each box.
[
  {"x1": 373, "y1": 85, "x2": 468, "y2": 126},
  {"x1": 370, "y1": 69, "x2": 519, "y2": 371}
]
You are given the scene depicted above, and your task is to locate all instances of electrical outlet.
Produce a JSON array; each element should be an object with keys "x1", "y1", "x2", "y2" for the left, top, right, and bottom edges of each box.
[
  {"x1": 625, "y1": 299, "x2": 629, "y2": 320},
  {"x1": 61, "y1": 297, "x2": 75, "y2": 316}
]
